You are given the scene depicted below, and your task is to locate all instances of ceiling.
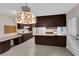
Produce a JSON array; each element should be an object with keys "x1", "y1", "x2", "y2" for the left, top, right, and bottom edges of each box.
[
  {"x1": 0, "y1": 3, "x2": 26, "y2": 16},
  {"x1": 0, "y1": 3, "x2": 78, "y2": 17},
  {"x1": 28, "y1": 3, "x2": 78, "y2": 16}
]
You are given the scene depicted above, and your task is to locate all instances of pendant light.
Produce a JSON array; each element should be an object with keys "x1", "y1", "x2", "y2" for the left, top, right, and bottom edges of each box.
[{"x1": 15, "y1": 3, "x2": 36, "y2": 24}]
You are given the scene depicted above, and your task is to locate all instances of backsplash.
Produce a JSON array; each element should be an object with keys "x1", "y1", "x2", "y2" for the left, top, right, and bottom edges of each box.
[
  {"x1": 17, "y1": 29, "x2": 29, "y2": 33},
  {"x1": 33, "y1": 27, "x2": 66, "y2": 35},
  {"x1": 46, "y1": 27, "x2": 57, "y2": 33},
  {"x1": 36, "y1": 27, "x2": 46, "y2": 34}
]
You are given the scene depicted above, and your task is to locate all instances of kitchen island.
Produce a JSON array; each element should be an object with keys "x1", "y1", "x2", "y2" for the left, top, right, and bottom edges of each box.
[{"x1": 34, "y1": 33, "x2": 66, "y2": 47}]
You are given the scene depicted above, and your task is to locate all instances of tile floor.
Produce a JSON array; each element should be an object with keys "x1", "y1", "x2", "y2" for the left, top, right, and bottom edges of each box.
[{"x1": 0, "y1": 37, "x2": 73, "y2": 56}]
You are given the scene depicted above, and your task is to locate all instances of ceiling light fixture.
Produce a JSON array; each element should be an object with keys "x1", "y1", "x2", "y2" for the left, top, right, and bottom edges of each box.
[{"x1": 14, "y1": 3, "x2": 36, "y2": 24}]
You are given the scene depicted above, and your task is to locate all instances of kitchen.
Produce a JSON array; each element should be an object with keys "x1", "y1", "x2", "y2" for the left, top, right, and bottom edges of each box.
[
  {"x1": 0, "y1": 3, "x2": 78, "y2": 56},
  {"x1": 33, "y1": 14, "x2": 66, "y2": 47}
]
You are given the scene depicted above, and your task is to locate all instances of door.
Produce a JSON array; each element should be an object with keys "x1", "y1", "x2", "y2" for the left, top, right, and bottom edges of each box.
[
  {"x1": 68, "y1": 17, "x2": 77, "y2": 36},
  {"x1": 67, "y1": 17, "x2": 79, "y2": 55}
]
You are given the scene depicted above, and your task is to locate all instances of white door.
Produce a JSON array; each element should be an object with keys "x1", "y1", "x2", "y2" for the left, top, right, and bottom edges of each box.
[
  {"x1": 69, "y1": 17, "x2": 77, "y2": 36},
  {"x1": 67, "y1": 17, "x2": 79, "y2": 55}
]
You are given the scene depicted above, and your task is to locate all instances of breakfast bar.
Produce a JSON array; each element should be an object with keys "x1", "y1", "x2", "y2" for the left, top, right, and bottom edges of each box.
[
  {"x1": 0, "y1": 31, "x2": 33, "y2": 54},
  {"x1": 0, "y1": 34, "x2": 22, "y2": 54}
]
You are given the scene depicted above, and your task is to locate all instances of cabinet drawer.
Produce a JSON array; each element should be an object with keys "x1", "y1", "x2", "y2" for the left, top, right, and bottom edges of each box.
[
  {"x1": 35, "y1": 36, "x2": 66, "y2": 47},
  {"x1": 35, "y1": 36, "x2": 54, "y2": 45},
  {"x1": 54, "y1": 36, "x2": 66, "y2": 47}
]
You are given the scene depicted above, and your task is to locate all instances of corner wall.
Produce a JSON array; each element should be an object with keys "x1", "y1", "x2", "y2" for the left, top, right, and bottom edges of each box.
[
  {"x1": 66, "y1": 4, "x2": 79, "y2": 55},
  {"x1": 0, "y1": 14, "x2": 17, "y2": 36}
]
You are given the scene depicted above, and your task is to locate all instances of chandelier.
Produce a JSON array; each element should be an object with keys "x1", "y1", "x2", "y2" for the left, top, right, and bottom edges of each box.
[{"x1": 14, "y1": 4, "x2": 36, "y2": 24}]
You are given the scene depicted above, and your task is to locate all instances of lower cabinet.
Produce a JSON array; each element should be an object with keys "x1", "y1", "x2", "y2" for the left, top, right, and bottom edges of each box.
[
  {"x1": 22, "y1": 33, "x2": 32, "y2": 42},
  {"x1": 0, "y1": 40, "x2": 11, "y2": 54},
  {"x1": 0, "y1": 33, "x2": 33, "y2": 54},
  {"x1": 14, "y1": 33, "x2": 33, "y2": 45},
  {"x1": 35, "y1": 36, "x2": 66, "y2": 47},
  {"x1": 14, "y1": 37, "x2": 23, "y2": 45}
]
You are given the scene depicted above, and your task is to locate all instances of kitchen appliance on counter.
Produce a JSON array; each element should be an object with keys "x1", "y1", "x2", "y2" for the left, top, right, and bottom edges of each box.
[
  {"x1": 57, "y1": 27, "x2": 66, "y2": 35},
  {"x1": 17, "y1": 26, "x2": 31, "y2": 34}
]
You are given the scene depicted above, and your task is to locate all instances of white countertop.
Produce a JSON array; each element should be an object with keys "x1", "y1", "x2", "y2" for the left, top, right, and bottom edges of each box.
[
  {"x1": 0, "y1": 34, "x2": 22, "y2": 42},
  {"x1": 18, "y1": 31, "x2": 32, "y2": 35},
  {"x1": 33, "y1": 33, "x2": 66, "y2": 36}
]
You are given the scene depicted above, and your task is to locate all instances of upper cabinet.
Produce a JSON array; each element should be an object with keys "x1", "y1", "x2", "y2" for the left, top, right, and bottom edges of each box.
[
  {"x1": 17, "y1": 24, "x2": 33, "y2": 31},
  {"x1": 35, "y1": 14, "x2": 66, "y2": 27}
]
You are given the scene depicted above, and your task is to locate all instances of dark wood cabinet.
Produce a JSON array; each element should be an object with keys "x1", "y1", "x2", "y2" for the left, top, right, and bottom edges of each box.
[
  {"x1": 14, "y1": 37, "x2": 23, "y2": 45},
  {"x1": 0, "y1": 33, "x2": 32, "y2": 54},
  {"x1": 17, "y1": 23, "x2": 23, "y2": 29},
  {"x1": 22, "y1": 33, "x2": 33, "y2": 42},
  {"x1": 17, "y1": 24, "x2": 33, "y2": 31},
  {"x1": 54, "y1": 36, "x2": 66, "y2": 47},
  {"x1": 35, "y1": 36, "x2": 66, "y2": 47},
  {"x1": 14, "y1": 33, "x2": 33, "y2": 45},
  {"x1": 35, "y1": 14, "x2": 66, "y2": 27},
  {"x1": 0, "y1": 40, "x2": 11, "y2": 54}
]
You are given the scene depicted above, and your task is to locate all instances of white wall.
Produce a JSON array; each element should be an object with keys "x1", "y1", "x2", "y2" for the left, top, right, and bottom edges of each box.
[
  {"x1": 28, "y1": 3, "x2": 77, "y2": 16},
  {"x1": 67, "y1": 4, "x2": 79, "y2": 55},
  {"x1": 0, "y1": 14, "x2": 17, "y2": 36}
]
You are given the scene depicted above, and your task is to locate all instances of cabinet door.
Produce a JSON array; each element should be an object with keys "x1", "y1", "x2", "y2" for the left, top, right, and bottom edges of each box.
[
  {"x1": 36, "y1": 14, "x2": 66, "y2": 27},
  {"x1": 35, "y1": 36, "x2": 66, "y2": 47},
  {"x1": 54, "y1": 36, "x2": 66, "y2": 47},
  {"x1": 22, "y1": 34, "x2": 27, "y2": 42},
  {"x1": 35, "y1": 36, "x2": 55, "y2": 45},
  {"x1": 17, "y1": 24, "x2": 23, "y2": 29},
  {"x1": 27, "y1": 33, "x2": 32, "y2": 39},
  {"x1": 14, "y1": 37, "x2": 22, "y2": 45},
  {"x1": 22, "y1": 33, "x2": 32, "y2": 42},
  {"x1": 0, "y1": 40, "x2": 11, "y2": 54}
]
